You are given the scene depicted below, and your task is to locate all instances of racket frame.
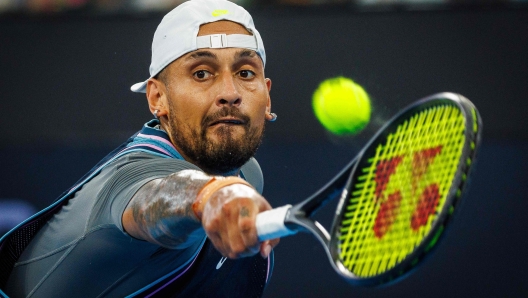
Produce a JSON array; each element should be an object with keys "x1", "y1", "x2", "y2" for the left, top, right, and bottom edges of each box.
[
  {"x1": 255, "y1": 92, "x2": 482, "y2": 287},
  {"x1": 327, "y1": 92, "x2": 482, "y2": 285},
  {"x1": 281, "y1": 157, "x2": 358, "y2": 248}
]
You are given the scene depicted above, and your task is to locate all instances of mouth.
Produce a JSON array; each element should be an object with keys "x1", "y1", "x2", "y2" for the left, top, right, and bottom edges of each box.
[{"x1": 209, "y1": 117, "x2": 246, "y2": 127}]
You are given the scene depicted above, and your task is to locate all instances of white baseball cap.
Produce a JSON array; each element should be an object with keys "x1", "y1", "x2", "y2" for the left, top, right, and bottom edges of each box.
[{"x1": 130, "y1": 0, "x2": 266, "y2": 93}]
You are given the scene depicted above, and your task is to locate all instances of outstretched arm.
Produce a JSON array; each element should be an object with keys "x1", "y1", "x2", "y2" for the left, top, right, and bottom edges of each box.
[{"x1": 122, "y1": 169, "x2": 278, "y2": 258}]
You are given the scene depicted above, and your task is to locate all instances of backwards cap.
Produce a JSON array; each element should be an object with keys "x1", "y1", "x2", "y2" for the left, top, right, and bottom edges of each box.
[{"x1": 130, "y1": 0, "x2": 266, "y2": 93}]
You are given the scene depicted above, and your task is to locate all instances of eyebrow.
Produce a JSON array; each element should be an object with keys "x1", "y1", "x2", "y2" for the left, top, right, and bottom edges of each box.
[
  {"x1": 187, "y1": 50, "x2": 218, "y2": 61},
  {"x1": 236, "y1": 49, "x2": 257, "y2": 60},
  {"x1": 186, "y1": 49, "x2": 257, "y2": 61}
]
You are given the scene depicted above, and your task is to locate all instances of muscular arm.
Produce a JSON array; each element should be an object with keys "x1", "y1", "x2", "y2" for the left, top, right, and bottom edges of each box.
[
  {"x1": 122, "y1": 169, "x2": 279, "y2": 257},
  {"x1": 122, "y1": 169, "x2": 210, "y2": 249}
]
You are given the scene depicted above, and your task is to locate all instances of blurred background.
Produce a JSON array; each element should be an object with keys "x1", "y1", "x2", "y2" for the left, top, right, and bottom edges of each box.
[{"x1": 1, "y1": 0, "x2": 527, "y2": 297}]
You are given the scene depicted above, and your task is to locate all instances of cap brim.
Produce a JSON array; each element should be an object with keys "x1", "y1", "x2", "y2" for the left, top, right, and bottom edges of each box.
[{"x1": 131, "y1": 80, "x2": 148, "y2": 93}]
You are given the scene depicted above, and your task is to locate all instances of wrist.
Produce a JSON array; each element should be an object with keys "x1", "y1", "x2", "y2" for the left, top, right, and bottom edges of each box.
[{"x1": 192, "y1": 176, "x2": 253, "y2": 220}]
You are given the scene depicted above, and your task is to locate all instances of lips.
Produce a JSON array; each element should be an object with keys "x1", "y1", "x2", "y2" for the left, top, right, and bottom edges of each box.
[{"x1": 209, "y1": 117, "x2": 245, "y2": 126}]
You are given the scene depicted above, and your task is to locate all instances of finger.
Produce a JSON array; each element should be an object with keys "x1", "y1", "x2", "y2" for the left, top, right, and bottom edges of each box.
[
  {"x1": 223, "y1": 198, "x2": 259, "y2": 258},
  {"x1": 204, "y1": 228, "x2": 229, "y2": 257},
  {"x1": 255, "y1": 197, "x2": 272, "y2": 213},
  {"x1": 259, "y1": 241, "x2": 272, "y2": 258},
  {"x1": 268, "y1": 237, "x2": 280, "y2": 249},
  {"x1": 237, "y1": 205, "x2": 261, "y2": 255},
  {"x1": 259, "y1": 237, "x2": 280, "y2": 258},
  {"x1": 226, "y1": 227, "x2": 259, "y2": 258},
  {"x1": 202, "y1": 208, "x2": 231, "y2": 257}
]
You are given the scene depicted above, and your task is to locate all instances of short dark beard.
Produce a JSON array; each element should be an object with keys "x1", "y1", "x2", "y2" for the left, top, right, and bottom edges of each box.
[{"x1": 168, "y1": 103, "x2": 265, "y2": 175}]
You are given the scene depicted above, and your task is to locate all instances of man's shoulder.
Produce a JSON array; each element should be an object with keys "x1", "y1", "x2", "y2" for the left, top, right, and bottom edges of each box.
[
  {"x1": 110, "y1": 151, "x2": 200, "y2": 172},
  {"x1": 110, "y1": 151, "x2": 264, "y2": 192}
]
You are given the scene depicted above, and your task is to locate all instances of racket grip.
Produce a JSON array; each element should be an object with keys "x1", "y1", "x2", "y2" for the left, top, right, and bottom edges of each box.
[{"x1": 256, "y1": 205, "x2": 297, "y2": 241}]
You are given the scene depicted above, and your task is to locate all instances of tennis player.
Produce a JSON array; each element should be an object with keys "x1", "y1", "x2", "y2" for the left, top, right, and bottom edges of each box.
[{"x1": 2, "y1": 0, "x2": 279, "y2": 296}]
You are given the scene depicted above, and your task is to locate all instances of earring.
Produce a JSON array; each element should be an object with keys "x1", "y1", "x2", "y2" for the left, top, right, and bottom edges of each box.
[
  {"x1": 268, "y1": 112, "x2": 277, "y2": 122},
  {"x1": 153, "y1": 110, "x2": 159, "y2": 120}
]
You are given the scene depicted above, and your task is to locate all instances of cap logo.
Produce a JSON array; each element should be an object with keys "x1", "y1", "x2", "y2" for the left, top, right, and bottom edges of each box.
[{"x1": 212, "y1": 9, "x2": 229, "y2": 17}]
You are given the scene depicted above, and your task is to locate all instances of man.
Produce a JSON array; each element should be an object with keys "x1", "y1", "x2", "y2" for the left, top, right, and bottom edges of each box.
[{"x1": 1, "y1": 0, "x2": 279, "y2": 296}]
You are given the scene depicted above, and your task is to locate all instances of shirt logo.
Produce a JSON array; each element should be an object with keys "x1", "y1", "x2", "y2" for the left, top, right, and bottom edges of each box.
[
  {"x1": 216, "y1": 257, "x2": 228, "y2": 269},
  {"x1": 212, "y1": 9, "x2": 229, "y2": 17}
]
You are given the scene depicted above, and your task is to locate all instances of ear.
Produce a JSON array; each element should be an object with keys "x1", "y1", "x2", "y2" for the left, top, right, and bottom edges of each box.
[
  {"x1": 146, "y1": 77, "x2": 169, "y2": 118},
  {"x1": 264, "y1": 78, "x2": 273, "y2": 119}
]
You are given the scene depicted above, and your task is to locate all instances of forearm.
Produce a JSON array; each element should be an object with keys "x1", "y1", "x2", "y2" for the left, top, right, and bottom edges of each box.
[
  {"x1": 123, "y1": 169, "x2": 278, "y2": 258},
  {"x1": 123, "y1": 169, "x2": 211, "y2": 249}
]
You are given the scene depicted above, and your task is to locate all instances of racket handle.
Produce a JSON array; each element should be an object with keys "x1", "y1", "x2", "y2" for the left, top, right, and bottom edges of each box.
[{"x1": 256, "y1": 204, "x2": 297, "y2": 241}]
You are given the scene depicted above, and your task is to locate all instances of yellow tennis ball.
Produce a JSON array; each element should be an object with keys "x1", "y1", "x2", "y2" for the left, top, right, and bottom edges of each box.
[{"x1": 312, "y1": 76, "x2": 371, "y2": 135}]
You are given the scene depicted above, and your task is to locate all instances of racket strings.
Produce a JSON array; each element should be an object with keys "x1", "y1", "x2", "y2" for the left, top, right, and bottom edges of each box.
[{"x1": 337, "y1": 105, "x2": 466, "y2": 278}]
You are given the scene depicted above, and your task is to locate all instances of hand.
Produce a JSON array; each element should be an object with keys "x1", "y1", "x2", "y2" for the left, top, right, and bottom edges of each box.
[{"x1": 201, "y1": 184, "x2": 280, "y2": 259}]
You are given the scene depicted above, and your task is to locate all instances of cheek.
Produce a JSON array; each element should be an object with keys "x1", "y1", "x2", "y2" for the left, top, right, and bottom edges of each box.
[
  {"x1": 169, "y1": 93, "x2": 210, "y2": 125},
  {"x1": 247, "y1": 100, "x2": 268, "y2": 126},
  {"x1": 241, "y1": 80, "x2": 269, "y2": 104},
  {"x1": 238, "y1": 79, "x2": 263, "y2": 94}
]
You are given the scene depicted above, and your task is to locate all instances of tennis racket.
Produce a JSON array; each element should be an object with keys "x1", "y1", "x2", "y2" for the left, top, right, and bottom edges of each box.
[{"x1": 256, "y1": 92, "x2": 481, "y2": 286}]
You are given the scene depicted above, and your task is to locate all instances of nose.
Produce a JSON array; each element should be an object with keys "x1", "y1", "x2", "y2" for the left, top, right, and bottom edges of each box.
[{"x1": 215, "y1": 74, "x2": 241, "y2": 107}]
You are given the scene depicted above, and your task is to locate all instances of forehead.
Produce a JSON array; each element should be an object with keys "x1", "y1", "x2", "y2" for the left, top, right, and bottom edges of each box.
[
  {"x1": 198, "y1": 20, "x2": 252, "y2": 36},
  {"x1": 163, "y1": 20, "x2": 261, "y2": 74},
  {"x1": 176, "y1": 47, "x2": 260, "y2": 70},
  {"x1": 168, "y1": 21, "x2": 261, "y2": 70}
]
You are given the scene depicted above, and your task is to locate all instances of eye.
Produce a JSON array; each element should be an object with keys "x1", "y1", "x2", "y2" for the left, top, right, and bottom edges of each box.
[
  {"x1": 238, "y1": 70, "x2": 255, "y2": 79},
  {"x1": 193, "y1": 70, "x2": 212, "y2": 80}
]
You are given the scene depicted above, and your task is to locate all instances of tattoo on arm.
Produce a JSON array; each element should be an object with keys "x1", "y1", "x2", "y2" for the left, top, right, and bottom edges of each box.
[
  {"x1": 240, "y1": 206, "x2": 250, "y2": 217},
  {"x1": 128, "y1": 169, "x2": 212, "y2": 249}
]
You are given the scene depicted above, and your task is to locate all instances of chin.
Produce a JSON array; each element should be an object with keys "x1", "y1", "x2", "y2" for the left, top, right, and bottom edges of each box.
[{"x1": 208, "y1": 125, "x2": 247, "y2": 141}]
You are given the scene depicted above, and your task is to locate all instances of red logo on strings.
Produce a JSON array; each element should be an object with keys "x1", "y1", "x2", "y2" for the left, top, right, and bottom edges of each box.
[{"x1": 373, "y1": 146, "x2": 443, "y2": 239}]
